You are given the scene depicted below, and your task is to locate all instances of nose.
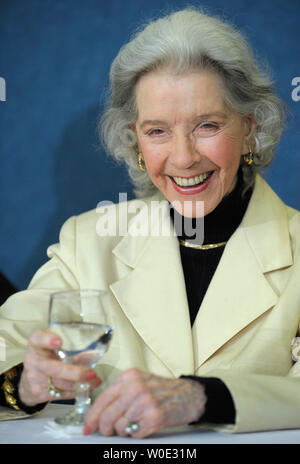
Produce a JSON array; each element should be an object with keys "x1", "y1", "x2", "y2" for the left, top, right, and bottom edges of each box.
[{"x1": 170, "y1": 134, "x2": 200, "y2": 170}]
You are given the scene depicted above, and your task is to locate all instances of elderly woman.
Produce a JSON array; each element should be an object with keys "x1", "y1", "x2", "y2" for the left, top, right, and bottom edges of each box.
[{"x1": 1, "y1": 8, "x2": 300, "y2": 438}]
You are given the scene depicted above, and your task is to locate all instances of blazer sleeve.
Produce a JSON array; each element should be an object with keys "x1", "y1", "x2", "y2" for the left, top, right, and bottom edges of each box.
[
  {"x1": 0, "y1": 216, "x2": 79, "y2": 375},
  {"x1": 195, "y1": 364, "x2": 300, "y2": 433},
  {"x1": 181, "y1": 375, "x2": 236, "y2": 424}
]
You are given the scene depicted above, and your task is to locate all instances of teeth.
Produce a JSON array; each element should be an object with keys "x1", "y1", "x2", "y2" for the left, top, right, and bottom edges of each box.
[{"x1": 173, "y1": 172, "x2": 211, "y2": 187}]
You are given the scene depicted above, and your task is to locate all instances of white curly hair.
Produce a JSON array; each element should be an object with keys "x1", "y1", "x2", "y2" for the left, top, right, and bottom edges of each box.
[{"x1": 99, "y1": 7, "x2": 286, "y2": 197}]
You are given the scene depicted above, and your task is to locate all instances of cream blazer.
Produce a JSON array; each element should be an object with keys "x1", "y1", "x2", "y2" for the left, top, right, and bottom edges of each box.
[{"x1": 1, "y1": 175, "x2": 300, "y2": 433}]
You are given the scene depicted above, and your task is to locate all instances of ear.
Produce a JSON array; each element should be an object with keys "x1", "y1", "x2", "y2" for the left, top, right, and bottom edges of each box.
[{"x1": 242, "y1": 115, "x2": 257, "y2": 154}]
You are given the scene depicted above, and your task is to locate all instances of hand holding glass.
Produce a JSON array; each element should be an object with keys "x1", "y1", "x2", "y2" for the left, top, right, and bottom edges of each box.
[{"x1": 48, "y1": 289, "x2": 113, "y2": 427}]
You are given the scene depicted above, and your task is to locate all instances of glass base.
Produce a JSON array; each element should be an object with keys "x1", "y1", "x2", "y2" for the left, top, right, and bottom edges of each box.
[
  {"x1": 54, "y1": 383, "x2": 91, "y2": 429},
  {"x1": 55, "y1": 410, "x2": 86, "y2": 427}
]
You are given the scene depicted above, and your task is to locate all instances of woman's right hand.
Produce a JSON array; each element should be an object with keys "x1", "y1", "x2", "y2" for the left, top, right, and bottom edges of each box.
[{"x1": 18, "y1": 329, "x2": 102, "y2": 407}]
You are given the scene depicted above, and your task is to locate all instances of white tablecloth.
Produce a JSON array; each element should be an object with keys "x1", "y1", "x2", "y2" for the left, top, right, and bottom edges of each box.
[{"x1": 0, "y1": 404, "x2": 299, "y2": 444}]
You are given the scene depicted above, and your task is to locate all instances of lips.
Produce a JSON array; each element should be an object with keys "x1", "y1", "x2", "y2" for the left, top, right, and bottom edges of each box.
[{"x1": 169, "y1": 171, "x2": 214, "y2": 195}]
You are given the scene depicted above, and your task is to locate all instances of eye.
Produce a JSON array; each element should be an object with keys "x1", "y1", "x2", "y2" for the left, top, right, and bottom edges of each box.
[
  {"x1": 147, "y1": 128, "x2": 165, "y2": 136},
  {"x1": 193, "y1": 122, "x2": 221, "y2": 136},
  {"x1": 199, "y1": 123, "x2": 219, "y2": 130}
]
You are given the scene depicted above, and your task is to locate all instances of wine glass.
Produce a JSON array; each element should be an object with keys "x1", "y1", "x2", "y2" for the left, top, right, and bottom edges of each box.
[{"x1": 48, "y1": 289, "x2": 113, "y2": 428}]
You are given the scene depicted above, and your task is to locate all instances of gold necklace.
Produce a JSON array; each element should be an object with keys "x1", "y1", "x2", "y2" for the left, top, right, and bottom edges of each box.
[{"x1": 179, "y1": 239, "x2": 227, "y2": 250}]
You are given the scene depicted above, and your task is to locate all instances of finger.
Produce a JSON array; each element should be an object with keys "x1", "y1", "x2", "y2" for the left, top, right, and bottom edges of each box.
[
  {"x1": 84, "y1": 382, "x2": 124, "y2": 435},
  {"x1": 48, "y1": 389, "x2": 77, "y2": 402},
  {"x1": 95, "y1": 396, "x2": 127, "y2": 436},
  {"x1": 46, "y1": 378, "x2": 100, "y2": 404},
  {"x1": 19, "y1": 368, "x2": 76, "y2": 406},
  {"x1": 121, "y1": 402, "x2": 162, "y2": 439},
  {"x1": 29, "y1": 329, "x2": 61, "y2": 351},
  {"x1": 96, "y1": 381, "x2": 146, "y2": 436},
  {"x1": 114, "y1": 383, "x2": 171, "y2": 439},
  {"x1": 49, "y1": 377, "x2": 76, "y2": 392},
  {"x1": 114, "y1": 398, "x2": 156, "y2": 439},
  {"x1": 51, "y1": 375, "x2": 102, "y2": 393},
  {"x1": 113, "y1": 416, "x2": 129, "y2": 437},
  {"x1": 89, "y1": 376, "x2": 103, "y2": 390},
  {"x1": 38, "y1": 358, "x2": 98, "y2": 383},
  {"x1": 114, "y1": 416, "x2": 151, "y2": 439}
]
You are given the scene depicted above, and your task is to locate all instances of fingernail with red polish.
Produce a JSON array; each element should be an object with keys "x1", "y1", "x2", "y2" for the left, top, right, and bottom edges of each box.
[
  {"x1": 83, "y1": 424, "x2": 91, "y2": 435},
  {"x1": 85, "y1": 370, "x2": 97, "y2": 381},
  {"x1": 50, "y1": 338, "x2": 60, "y2": 348},
  {"x1": 96, "y1": 377, "x2": 102, "y2": 386}
]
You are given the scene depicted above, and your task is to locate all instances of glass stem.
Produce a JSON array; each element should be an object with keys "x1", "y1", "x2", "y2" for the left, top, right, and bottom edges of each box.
[{"x1": 74, "y1": 382, "x2": 91, "y2": 419}]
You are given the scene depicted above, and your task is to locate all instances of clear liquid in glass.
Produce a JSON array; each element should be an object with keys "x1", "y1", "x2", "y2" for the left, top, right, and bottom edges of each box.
[
  {"x1": 47, "y1": 289, "x2": 112, "y2": 430},
  {"x1": 49, "y1": 321, "x2": 113, "y2": 367}
]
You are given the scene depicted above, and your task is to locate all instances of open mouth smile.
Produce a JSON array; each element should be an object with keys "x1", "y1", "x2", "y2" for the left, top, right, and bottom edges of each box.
[
  {"x1": 169, "y1": 171, "x2": 214, "y2": 195},
  {"x1": 172, "y1": 171, "x2": 213, "y2": 187}
]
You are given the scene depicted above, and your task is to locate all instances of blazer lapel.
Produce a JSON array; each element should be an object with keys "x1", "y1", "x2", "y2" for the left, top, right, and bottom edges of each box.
[
  {"x1": 109, "y1": 176, "x2": 293, "y2": 376},
  {"x1": 109, "y1": 197, "x2": 194, "y2": 377},
  {"x1": 193, "y1": 176, "x2": 293, "y2": 370}
]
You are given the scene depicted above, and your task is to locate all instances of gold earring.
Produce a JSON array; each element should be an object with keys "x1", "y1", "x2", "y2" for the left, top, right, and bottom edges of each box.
[
  {"x1": 243, "y1": 143, "x2": 254, "y2": 165},
  {"x1": 137, "y1": 152, "x2": 146, "y2": 172}
]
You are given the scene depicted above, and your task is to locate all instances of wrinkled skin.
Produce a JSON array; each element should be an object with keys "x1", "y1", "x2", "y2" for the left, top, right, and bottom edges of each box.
[{"x1": 84, "y1": 368, "x2": 206, "y2": 439}]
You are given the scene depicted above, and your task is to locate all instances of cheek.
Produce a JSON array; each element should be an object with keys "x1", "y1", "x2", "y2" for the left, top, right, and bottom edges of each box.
[
  {"x1": 140, "y1": 144, "x2": 166, "y2": 176},
  {"x1": 202, "y1": 133, "x2": 242, "y2": 168}
]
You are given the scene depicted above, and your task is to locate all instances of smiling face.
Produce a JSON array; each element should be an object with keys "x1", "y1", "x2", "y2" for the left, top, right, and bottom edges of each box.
[{"x1": 134, "y1": 70, "x2": 254, "y2": 217}]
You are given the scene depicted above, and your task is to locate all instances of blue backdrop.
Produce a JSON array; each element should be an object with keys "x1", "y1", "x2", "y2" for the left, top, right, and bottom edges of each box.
[{"x1": 1, "y1": 0, "x2": 299, "y2": 290}]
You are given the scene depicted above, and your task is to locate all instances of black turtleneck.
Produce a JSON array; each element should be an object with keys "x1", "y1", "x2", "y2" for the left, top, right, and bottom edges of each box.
[
  {"x1": 171, "y1": 169, "x2": 253, "y2": 425},
  {"x1": 172, "y1": 168, "x2": 252, "y2": 326}
]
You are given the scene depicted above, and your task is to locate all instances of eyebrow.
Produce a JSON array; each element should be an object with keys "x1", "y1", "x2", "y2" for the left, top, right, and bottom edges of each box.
[
  {"x1": 139, "y1": 112, "x2": 228, "y2": 129},
  {"x1": 139, "y1": 119, "x2": 168, "y2": 129},
  {"x1": 192, "y1": 112, "x2": 228, "y2": 121}
]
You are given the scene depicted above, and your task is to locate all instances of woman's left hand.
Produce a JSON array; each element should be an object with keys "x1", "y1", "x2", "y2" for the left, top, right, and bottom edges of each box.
[{"x1": 83, "y1": 368, "x2": 206, "y2": 438}]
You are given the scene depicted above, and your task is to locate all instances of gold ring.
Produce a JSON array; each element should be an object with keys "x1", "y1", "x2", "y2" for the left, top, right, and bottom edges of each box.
[{"x1": 47, "y1": 377, "x2": 62, "y2": 399}]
